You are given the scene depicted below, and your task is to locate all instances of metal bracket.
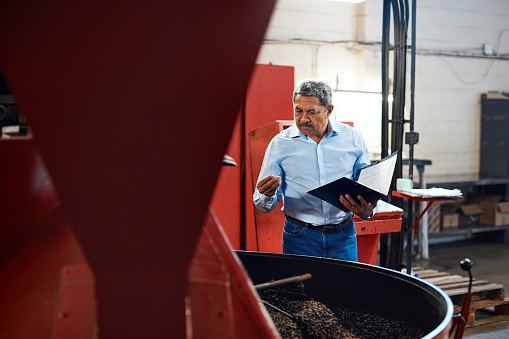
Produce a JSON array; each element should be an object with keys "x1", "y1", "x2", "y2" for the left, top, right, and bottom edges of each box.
[{"x1": 405, "y1": 131, "x2": 419, "y2": 146}]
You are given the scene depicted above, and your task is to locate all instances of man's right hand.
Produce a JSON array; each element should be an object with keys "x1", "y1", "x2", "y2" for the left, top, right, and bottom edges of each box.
[{"x1": 256, "y1": 175, "x2": 281, "y2": 196}]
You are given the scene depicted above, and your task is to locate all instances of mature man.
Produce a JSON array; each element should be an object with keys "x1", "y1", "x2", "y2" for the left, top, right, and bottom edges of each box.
[{"x1": 253, "y1": 78, "x2": 377, "y2": 261}]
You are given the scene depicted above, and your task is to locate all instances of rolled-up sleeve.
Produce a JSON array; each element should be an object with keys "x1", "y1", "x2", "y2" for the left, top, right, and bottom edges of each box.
[{"x1": 253, "y1": 192, "x2": 278, "y2": 213}]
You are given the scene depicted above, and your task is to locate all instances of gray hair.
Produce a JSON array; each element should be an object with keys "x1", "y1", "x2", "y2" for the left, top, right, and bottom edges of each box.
[{"x1": 292, "y1": 78, "x2": 333, "y2": 109}]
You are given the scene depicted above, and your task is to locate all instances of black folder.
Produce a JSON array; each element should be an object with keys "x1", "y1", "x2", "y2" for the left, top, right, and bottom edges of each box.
[
  {"x1": 307, "y1": 177, "x2": 385, "y2": 212},
  {"x1": 307, "y1": 152, "x2": 398, "y2": 212}
]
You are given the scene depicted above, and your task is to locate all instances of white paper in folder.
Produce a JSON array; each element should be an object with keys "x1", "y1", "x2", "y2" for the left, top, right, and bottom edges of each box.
[{"x1": 356, "y1": 151, "x2": 398, "y2": 195}]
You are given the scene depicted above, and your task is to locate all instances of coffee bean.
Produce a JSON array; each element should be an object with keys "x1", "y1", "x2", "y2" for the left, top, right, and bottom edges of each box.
[{"x1": 259, "y1": 290, "x2": 425, "y2": 339}]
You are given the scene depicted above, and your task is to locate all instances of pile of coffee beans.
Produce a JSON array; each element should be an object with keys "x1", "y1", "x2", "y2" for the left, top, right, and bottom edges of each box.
[
  {"x1": 259, "y1": 290, "x2": 357, "y2": 338},
  {"x1": 332, "y1": 307, "x2": 426, "y2": 339},
  {"x1": 259, "y1": 290, "x2": 426, "y2": 339}
]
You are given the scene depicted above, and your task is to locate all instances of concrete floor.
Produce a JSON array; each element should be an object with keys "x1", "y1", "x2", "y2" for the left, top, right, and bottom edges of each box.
[{"x1": 412, "y1": 239, "x2": 509, "y2": 338}]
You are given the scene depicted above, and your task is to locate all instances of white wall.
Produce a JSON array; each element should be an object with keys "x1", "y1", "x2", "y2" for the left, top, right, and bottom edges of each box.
[{"x1": 256, "y1": 0, "x2": 509, "y2": 179}]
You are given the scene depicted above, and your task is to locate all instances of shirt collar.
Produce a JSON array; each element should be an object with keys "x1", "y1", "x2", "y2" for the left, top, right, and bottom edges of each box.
[
  {"x1": 329, "y1": 119, "x2": 341, "y2": 136},
  {"x1": 289, "y1": 119, "x2": 337, "y2": 139},
  {"x1": 319, "y1": 119, "x2": 337, "y2": 140},
  {"x1": 289, "y1": 123, "x2": 303, "y2": 138}
]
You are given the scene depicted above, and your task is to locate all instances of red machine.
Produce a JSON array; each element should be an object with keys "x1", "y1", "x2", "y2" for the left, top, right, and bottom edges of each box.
[
  {"x1": 210, "y1": 64, "x2": 295, "y2": 251},
  {"x1": 0, "y1": 0, "x2": 278, "y2": 337}
]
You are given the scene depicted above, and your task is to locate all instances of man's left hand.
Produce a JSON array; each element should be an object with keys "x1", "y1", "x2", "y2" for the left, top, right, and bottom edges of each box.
[{"x1": 339, "y1": 194, "x2": 378, "y2": 220}]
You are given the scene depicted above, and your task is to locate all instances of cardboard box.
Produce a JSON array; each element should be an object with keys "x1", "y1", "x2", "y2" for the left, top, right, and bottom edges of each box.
[
  {"x1": 457, "y1": 193, "x2": 483, "y2": 227},
  {"x1": 441, "y1": 202, "x2": 460, "y2": 229},
  {"x1": 480, "y1": 195, "x2": 509, "y2": 226},
  {"x1": 458, "y1": 203, "x2": 482, "y2": 227},
  {"x1": 439, "y1": 200, "x2": 483, "y2": 229},
  {"x1": 442, "y1": 214, "x2": 459, "y2": 229}
]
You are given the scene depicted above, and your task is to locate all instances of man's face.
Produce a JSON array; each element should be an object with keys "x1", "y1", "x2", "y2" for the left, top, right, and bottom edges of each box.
[{"x1": 294, "y1": 94, "x2": 333, "y2": 141}]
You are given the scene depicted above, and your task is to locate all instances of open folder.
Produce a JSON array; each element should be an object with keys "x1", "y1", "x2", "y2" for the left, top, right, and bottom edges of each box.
[{"x1": 307, "y1": 152, "x2": 398, "y2": 212}]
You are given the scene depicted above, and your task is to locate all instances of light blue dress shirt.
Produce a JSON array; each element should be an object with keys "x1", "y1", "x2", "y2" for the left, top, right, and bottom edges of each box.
[{"x1": 253, "y1": 119, "x2": 372, "y2": 226}]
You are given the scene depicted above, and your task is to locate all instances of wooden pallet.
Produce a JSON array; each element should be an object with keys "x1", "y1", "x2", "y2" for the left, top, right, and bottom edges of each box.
[{"x1": 412, "y1": 267, "x2": 509, "y2": 326}]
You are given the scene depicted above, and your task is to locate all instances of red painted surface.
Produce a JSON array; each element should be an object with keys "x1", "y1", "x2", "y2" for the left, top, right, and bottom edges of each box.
[
  {"x1": 51, "y1": 264, "x2": 97, "y2": 338},
  {"x1": 247, "y1": 121, "x2": 403, "y2": 265},
  {"x1": 211, "y1": 115, "x2": 243, "y2": 249},
  {"x1": 0, "y1": 139, "x2": 90, "y2": 339},
  {"x1": 247, "y1": 121, "x2": 293, "y2": 252},
  {"x1": 244, "y1": 65, "x2": 295, "y2": 130},
  {"x1": 0, "y1": 0, "x2": 276, "y2": 337},
  {"x1": 353, "y1": 214, "x2": 402, "y2": 264},
  {"x1": 187, "y1": 209, "x2": 279, "y2": 339},
  {"x1": 452, "y1": 291, "x2": 472, "y2": 339},
  {"x1": 210, "y1": 64, "x2": 294, "y2": 250},
  {"x1": 244, "y1": 66, "x2": 295, "y2": 251}
]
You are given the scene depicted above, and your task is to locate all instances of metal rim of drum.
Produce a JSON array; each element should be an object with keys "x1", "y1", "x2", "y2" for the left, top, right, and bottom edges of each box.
[{"x1": 236, "y1": 251, "x2": 453, "y2": 339}]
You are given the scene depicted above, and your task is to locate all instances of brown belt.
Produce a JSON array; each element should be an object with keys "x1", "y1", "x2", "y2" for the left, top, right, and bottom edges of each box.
[{"x1": 285, "y1": 214, "x2": 353, "y2": 234}]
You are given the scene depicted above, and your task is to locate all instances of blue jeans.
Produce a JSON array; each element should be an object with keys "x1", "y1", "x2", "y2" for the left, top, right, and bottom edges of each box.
[{"x1": 282, "y1": 218, "x2": 358, "y2": 261}]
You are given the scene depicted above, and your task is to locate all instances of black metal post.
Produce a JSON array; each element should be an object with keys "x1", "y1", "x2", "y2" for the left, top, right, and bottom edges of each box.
[
  {"x1": 379, "y1": 0, "x2": 392, "y2": 268},
  {"x1": 406, "y1": 0, "x2": 417, "y2": 275}
]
